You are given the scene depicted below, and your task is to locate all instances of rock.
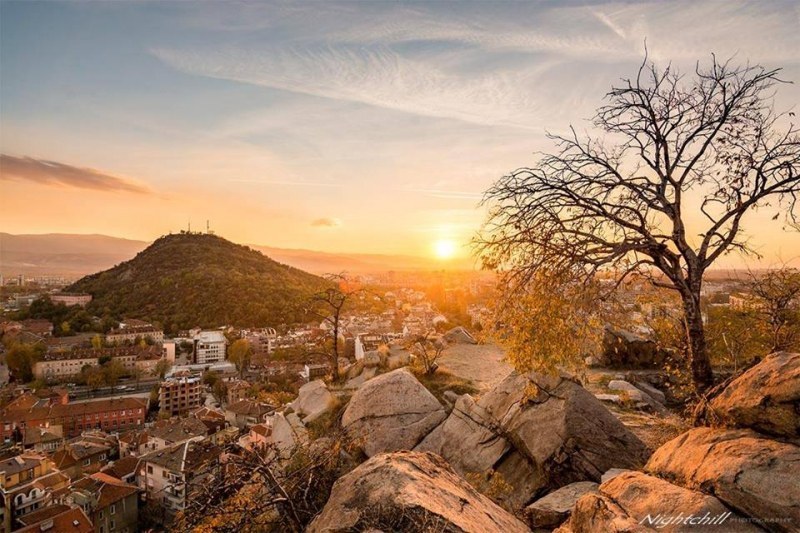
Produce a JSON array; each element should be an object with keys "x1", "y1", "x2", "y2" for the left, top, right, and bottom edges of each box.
[
  {"x1": 646, "y1": 427, "x2": 800, "y2": 532},
  {"x1": 562, "y1": 471, "x2": 760, "y2": 532},
  {"x1": 708, "y1": 352, "x2": 800, "y2": 438},
  {"x1": 584, "y1": 356, "x2": 601, "y2": 367},
  {"x1": 600, "y1": 326, "x2": 668, "y2": 369},
  {"x1": 633, "y1": 381, "x2": 667, "y2": 405},
  {"x1": 344, "y1": 366, "x2": 378, "y2": 389},
  {"x1": 270, "y1": 412, "x2": 308, "y2": 455},
  {"x1": 443, "y1": 326, "x2": 477, "y2": 344},
  {"x1": 290, "y1": 380, "x2": 337, "y2": 424},
  {"x1": 342, "y1": 368, "x2": 446, "y2": 457},
  {"x1": 416, "y1": 394, "x2": 541, "y2": 508},
  {"x1": 600, "y1": 468, "x2": 629, "y2": 483},
  {"x1": 306, "y1": 451, "x2": 530, "y2": 533},
  {"x1": 443, "y1": 390, "x2": 460, "y2": 404},
  {"x1": 422, "y1": 371, "x2": 650, "y2": 508},
  {"x1": 608, "y1": 380, "x2": 666, "y2": 413},
  {"x1": 524, "y1": 481, "x2": 598, "y2": 528},
  {"x1": 363, "y1": 350, "x2": 382, "y2": 368},
  {"x1": 595, "y1": 393, "x2": 622, "y2": 403}
]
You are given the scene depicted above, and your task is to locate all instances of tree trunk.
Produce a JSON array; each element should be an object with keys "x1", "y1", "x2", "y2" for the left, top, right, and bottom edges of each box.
[
  {"x1": 331, "y1": 316, "x2": 340, "y2": 382},
  {"x1": 682, "y1": 292, "x2": 713, "y2": 391}
]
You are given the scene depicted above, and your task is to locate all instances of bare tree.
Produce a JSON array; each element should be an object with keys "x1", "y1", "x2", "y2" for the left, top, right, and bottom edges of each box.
[
  {"x1": 478, "y1": 55, "x2": 800, "y2": 390},
  {"x1": 175, "y1": 437, "x2": 349, "y2": 533},
  {"x1": 306, "y1": 274, "x2": 357, "y2": 382},
  {"x1": 410, "y1": 333, "x2": 447, "y2": 375},
  {"x1": 748, "y1": 266, "x2": 800, "y2": 351}
]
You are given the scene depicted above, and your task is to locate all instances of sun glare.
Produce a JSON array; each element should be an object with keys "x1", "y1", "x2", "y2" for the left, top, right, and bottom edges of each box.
[{"x1": 433, "y1": 239, "x2": 457, "y2": 260}]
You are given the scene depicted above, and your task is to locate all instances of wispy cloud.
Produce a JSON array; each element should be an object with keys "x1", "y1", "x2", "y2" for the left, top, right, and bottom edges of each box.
[
  {"x1": 311, "y1": 217, "x2": 342, "y2": 228},
  {"x1": 0, "y1": 154, "x2": 151, "y2": 194},
  {"x1": 228, "y1": 178, "x2": 343, "y2": 188},
  {"x1": 407, "y1": 188, "x2": 484, "y2": 200}
]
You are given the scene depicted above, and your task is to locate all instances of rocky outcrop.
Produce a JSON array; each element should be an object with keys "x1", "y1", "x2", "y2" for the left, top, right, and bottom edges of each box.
[
  {"x1": 600, "y1": 327, "x2": 668, "y2": 368},
  {"x1": 289, "y1": 380, "x2": 337, "y2": 424},
  {"x1": 342, "y1": 368, "x2": 446, "y2": 457},
  {"x1": 270, "y1": 412, "x2": 309, "y2": 455},
  {"x1": 608, "y1": 379, "x2": 667, "y2": 413},
  {"x1": 524, "y1": 481, "x2": 598, "y2": 529},
  {"x1": 418, "y1": 372, "x2": 650, "y2": 508},
  {"x1": 307, "y1": 451, "x2": 530, "y2": 533},
  {"x1": 558, "y1": 471, "x2": 761, "y2": 533},
  {"x1": 646, "y1": 427, "x2": 800, "y2": 532},
  {"x1": 443, "y1": 326, "x2": 477, "y2": 344},
  {"x1": 707, "y1": 352, "x2": 800, "y2": 438}
]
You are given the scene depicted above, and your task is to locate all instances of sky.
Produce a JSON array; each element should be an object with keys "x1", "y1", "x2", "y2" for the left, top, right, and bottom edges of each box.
[{"x1": 1, "y1": 0, "x2": 799, "y2": 266}]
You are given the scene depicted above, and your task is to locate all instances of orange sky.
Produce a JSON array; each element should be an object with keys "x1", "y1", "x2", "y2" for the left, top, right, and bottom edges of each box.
[{"x1": 1, "y1": 1, "x2": 798, "y2": 266}]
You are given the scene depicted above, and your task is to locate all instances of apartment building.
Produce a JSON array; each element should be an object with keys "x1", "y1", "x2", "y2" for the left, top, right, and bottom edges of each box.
[{"x1": 158, "y1": 375, "x2": 202, "y2": 416}]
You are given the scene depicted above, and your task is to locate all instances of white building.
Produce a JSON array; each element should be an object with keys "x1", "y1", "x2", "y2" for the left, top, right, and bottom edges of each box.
[{"x1": 193, "y1": 330, "x2": 227, "y2": 364}]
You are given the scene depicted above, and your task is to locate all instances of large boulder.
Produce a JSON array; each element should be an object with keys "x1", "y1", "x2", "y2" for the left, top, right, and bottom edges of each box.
[
  {"x1": 306, "y1": 451, "x2": 530, "y2": 533},
  {"x1": 416, "y1": 394, "x2": 541, "y2": 508},
  {"x1": 708, "y1": 352, "x2": 800, "y2": 438},
  {"x1": 559, "y1": 471, "x2": 761, "y2": 532},
  {"x1": 419, "y1": 372, "x2": 650, "y2": 508},
  {"x1": 443, "y1": 326, "x2": 477, "y2": 344},
  {"x1": 600, "y1": 326, "x2": 668, "y2": 368},
  {"x1": 646, "y1": 427, "x2": 800, "y2": 532},
  {"x1": 290, "y1": 380, "x2": 337, "y2": 424},
  {"x1": 524, "y1": 481, "x2": 598, "y2": 529},
  {"x1": 342, "y1": 368, "x2": 446, "y2": 457},
  {"x1": 270, "y1": 412, "x2": 309, "y2": 455}
]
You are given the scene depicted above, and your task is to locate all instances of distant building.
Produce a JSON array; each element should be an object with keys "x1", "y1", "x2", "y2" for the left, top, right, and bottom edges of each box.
[
  {"x1": 1, "y1": 397, "x2": 148, "y2": 441},
  {"x1": 15, "y1": 505, "x2": 93, "y2": 533},
  {"x1": 224, "y1": 399, "x2": 274, "y2": 429},
  {"x1": 32, "y1": 345, "x2": 164, "y2": 381},
  {"x1": 225, "y1": 380, "x2": 250, "y2": 406},
  {"x1": 50, "y1": 293, "x2": 92, "y2": 307},
  {"x1": 65, "y1": 472, "x2": 139, "y2": 533},
  {"x1": 354, "y1": 334, "x2": 387, "y2": 360},
  {"x1": 193, "y1": 330, "x2": 227, "y2": 364},
  {"x1": 137, "y1": 439, "x2": 222, "y2": 520},
  {"x1": 158, "y1": 375, "x2": 202, "y2": 417},
  {"x1": 20, "y1": 319, "x2": 53, "y2": 337},
  {"x1": 106, "y1": 325, "x2": 164, "y2": 345},
  {"x1": 300, "y1": 364, "x2": 329, "y2": 382},
  {"x1": 0, "y1": 453, "x2": 70, "y2": 532}
]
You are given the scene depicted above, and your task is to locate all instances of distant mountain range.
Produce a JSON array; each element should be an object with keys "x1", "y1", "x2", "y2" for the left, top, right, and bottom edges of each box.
[{"x1": 0, "y1": 233, "x2": 476, "y2": 277}]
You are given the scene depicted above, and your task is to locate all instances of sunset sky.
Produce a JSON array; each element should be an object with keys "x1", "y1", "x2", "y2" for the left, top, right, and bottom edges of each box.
[{"x1": 1, "y1": 1, "x2": 799, "y2": 266}]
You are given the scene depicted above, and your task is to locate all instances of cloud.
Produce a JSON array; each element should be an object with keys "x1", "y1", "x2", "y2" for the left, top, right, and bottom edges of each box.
[
  {"x1": 229, "y1": 178, "x2": 343, "y2": 188},
  {"x1": 0, "y1": 155, "x2": 151, "y2": 195},
  {"x1": 311, "y1": 217, "x2": 342, "y2": 228}
]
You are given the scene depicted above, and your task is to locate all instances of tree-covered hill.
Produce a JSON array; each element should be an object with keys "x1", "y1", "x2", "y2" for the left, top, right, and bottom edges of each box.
[{"x1": 67, "y1": 233, "x2": 329, "y2": 332}]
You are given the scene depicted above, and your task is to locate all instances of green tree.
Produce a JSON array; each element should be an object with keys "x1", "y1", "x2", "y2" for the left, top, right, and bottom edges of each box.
[
  {"x1": 5, "y1": 343, "x2": 42, "y2": 383},
  {"x1": 103, "y1": 358, "x2": 125, "y2": 388},
  {"x1": 91, "y1": 334, "x2": 103, "y2": 350},
  {"x1": 154, "y1": 359, "x2": 172, "y2": 379},
  {"x1": 228, "y1": 339, "x2": 252, "y2": 378}
]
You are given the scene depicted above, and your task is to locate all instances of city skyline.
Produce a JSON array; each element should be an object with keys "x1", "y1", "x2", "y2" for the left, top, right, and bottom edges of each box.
[{"x1": 2, "y1": 1, "x2": 799, "y2": 266}]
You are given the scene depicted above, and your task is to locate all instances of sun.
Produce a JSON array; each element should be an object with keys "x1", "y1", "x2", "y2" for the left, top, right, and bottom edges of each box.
[{"x1": 433, "y1": 239, "x2": 457, "y2": 260}]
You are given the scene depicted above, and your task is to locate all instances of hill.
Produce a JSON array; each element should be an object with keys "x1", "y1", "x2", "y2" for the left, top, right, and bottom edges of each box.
[{"x1": 66, "y1": 233, "x2": 329, "y2": 332}]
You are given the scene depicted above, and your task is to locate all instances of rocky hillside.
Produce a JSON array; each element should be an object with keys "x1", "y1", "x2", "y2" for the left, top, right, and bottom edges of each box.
[{"x1": 67, "y1": 233, "x2": 328, "y2": 332}]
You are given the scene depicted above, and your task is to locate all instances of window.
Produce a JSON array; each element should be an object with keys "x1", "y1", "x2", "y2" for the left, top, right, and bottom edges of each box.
[
  {"x1": 110, "y1": 504, "x2": 116, "y2": 515},
  {"x1": 110, "y1": 520, "x2": 115, "y2": 531},
  {"x1": 147, "y1": 465, "x2": 153, "y2": 474}
]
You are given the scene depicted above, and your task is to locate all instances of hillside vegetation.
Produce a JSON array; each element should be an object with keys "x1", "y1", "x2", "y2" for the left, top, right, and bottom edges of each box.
[{"x1": 68, "y1": 233, "x2": 329, "y2": 332}]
